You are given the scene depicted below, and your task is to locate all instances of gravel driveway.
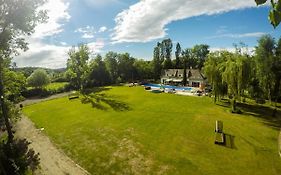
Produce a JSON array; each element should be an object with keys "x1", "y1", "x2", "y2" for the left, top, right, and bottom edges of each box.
[{"x1": 15, "y1": 92, "x2": 90, "y2": 175}]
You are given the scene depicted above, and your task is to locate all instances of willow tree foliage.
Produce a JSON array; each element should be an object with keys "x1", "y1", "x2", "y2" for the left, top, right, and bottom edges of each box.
[
  {"x1": 222, "y1": 54, "x2": 239, "y2": 111},
  {"x1": 204, "y1": 51, "x2": 227, "y2": 102},
  {"x1": 236, "y1": 54, "x2": 252, "y2": 100}
]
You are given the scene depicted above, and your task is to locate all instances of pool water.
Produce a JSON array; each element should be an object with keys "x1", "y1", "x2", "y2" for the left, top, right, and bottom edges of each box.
[{"x1": 143, "y1": 83, "x2": 192, "y2": 91}]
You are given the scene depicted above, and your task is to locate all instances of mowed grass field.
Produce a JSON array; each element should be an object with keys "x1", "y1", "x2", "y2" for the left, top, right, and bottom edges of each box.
[{"x1": 23, "y1": 86, "x2": 281, "y2": 175}]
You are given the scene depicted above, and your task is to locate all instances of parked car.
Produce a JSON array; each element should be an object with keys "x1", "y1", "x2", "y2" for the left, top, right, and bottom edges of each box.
[
  {"x1": 165, "y1": 88, "x2": 175, "y2": 93},
  {"x1": 195, "y1": 90, "x2": 203, "y2": 96}
]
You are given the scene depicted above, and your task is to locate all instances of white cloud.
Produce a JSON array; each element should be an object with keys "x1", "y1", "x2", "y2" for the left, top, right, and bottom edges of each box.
[
  {"x1": 82, "y1": 33, "x2": 95, "y2": 39},
  {"x1": 88, "y1": 39, "x2": 105, "y2": 53},
  {"x1": 99, "y1": 26, "x2": 107, "y2": 33},
  {"x1": 32, "y1": 0, "x2": 70, "y2": 39},
  {"x1": 13, "y1": 0, "x2": 72, "y2": 68},
  {"x1": 60, "y1": 42, "x2": 67, "y2": 46},
  {"x1": 13, "y1": 39, "x2": 105, "y2": 68},
  {"x1": 75, "y1": 26, "x2": 96, "y2": 39},
  {"x1": 13, "y1": 39, "x2": 70, "y2": 68},
  {"x1": 207, "y1": 32, "x2": 266, "y2": 39},
  {"x1": 112, "y1": 0, "x2": 258, "y2": 43}
]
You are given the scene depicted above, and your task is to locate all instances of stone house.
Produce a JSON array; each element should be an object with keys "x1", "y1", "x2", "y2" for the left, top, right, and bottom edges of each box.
[{"x1": 160, "y1": 69, "x2": 206, "y2": 87}]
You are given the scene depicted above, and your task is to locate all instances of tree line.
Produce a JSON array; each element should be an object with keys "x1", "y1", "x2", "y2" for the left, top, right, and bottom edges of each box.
[
  {"x1": 65, "y1": 45, "x2": 154, "y2": 90},
  {"x1": 65, "y1": 39, "x2": 210, "y2": 90}
]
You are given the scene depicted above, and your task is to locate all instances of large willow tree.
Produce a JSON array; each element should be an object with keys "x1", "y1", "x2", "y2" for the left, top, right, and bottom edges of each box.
[{"x1": 204, "y1": 51, "x2": 227, "y2": 103}]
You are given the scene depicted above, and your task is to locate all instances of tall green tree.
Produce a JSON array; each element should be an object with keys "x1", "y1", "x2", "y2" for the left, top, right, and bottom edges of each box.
[
  {"x1": 192, "y1": 44, "x2": 210, "y2": 70},
  {"x1": 175, "y1": 43, "x2": 182, "y2": 69},
  {"x1": 4, "y1": 71, "x2": 26, "y2": 103},
  {"x1": 153, "y1": 44, "x2": 162, "y2": 80},
  {"x1": 272, "y1": 37, "x2": 281, "y2": 105},
  {"x1": 161, "y1": 39, "x2": 173, "y2": 69},
  {"x1": 88, "y1": 55, "x2": 111, "y2": 86},
  {"x1": 66, "y1": 44, "x2": 90, "y2": 90},
  {"x1": 255, "y1": 35, "x2": 275, "y2": 103},
  {"x1": 181, "y1": 49, "x2": 193, "y2": 86},
  {"x1": 117, "y1": 53, "x2": 136, "y2": 82},
  {"x1": 104, "y1": 51, "x2": 119, "y2": 83},
  {"x1": 182, "y1": 48, "x2": 195, "y2": 69}
]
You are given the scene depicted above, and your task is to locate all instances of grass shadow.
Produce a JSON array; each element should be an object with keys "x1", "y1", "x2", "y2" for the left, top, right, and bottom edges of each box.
[
  {"x1": 216, "y1": 99, "x2": 281, "y2": 130},
  {"x1": 237, "y1": 103, "x2": 281, "y2": 130},
  {"x1": 81, "y1": 95, "x2": 108, "y2": 111},
  {"x1": 80, "y1": 88, "x2": 131, "y2": 112},
  {"x1": 82, "y1": 87, "x2": 112, "y2": 95}
]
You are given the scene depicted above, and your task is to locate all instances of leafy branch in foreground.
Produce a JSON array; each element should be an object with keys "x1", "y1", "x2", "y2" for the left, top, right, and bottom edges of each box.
[{"x1": 255, "y1": 0, "x2": 281, "y2": 27}]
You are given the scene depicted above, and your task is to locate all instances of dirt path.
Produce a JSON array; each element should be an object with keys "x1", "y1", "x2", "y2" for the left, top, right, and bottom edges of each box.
[
  {"x1": 19, "y1": 92, "x2": 71, "y2": 106},
  {"x1": 15, "y1": 93, "x2": 90, "y2": 175}
]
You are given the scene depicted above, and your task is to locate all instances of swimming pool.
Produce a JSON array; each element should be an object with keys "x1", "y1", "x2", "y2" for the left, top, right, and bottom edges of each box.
[{"x1": 143, "y1": 83, "x2": 192, "y2": 91}]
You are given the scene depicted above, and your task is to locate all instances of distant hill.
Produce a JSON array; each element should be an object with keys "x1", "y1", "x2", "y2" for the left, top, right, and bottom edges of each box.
[{"x1": 14, "y1": 67, "x2": 66, "y2": 78}]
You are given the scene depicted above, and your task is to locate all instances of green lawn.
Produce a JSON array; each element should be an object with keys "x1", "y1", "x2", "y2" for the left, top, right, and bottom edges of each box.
[
  {"x1": 44, "y1": 82, "x2": 69, "y2": 91},
  {"x1": 23, "y1": 86, "x2": 281, "y2": 175}
]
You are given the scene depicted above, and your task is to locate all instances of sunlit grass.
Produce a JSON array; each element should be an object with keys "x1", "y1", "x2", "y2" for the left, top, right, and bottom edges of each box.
[{"x1": 23, "y1": 86, "x2": 281, "y2": 175}]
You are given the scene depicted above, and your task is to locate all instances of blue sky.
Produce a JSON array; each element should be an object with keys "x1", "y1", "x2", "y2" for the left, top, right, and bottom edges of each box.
[{"x1": 14, "y1": 0, "x2": 281, "y2": 68}]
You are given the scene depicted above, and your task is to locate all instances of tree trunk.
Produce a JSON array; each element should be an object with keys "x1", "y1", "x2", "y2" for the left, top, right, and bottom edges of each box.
[
  {"x1": 273, "y1": 76, "x2": 281, "y2": 107},
  {"x1": 0, "y1": 58, "x2": 13, "y2": 143},
  {"x1": 232, "y1": 98, "x2": 236, "y2": 112}
]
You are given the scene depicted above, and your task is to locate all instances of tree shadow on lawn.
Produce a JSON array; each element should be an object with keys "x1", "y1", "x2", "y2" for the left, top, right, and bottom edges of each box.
[
  {"x1": 216, "y1": 100, "x2": 281, "y2": 130},
  {"x1": 82, "y1": 87, "x2": 112, "y2": 94},
  {"x1": 237, "y1": 103, "x2": 281, "y2": 130},
  {"x1": 81, "y1": 92, "x2": 131, "y2": 112}
]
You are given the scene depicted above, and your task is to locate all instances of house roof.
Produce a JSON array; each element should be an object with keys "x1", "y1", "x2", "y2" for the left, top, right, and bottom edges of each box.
[
  {"x1": 162, "y1": 69, "x2": 205, "y2": 80},
  {"x1": 188, "y1": 69, "x2": 205, "y2": 80}
]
